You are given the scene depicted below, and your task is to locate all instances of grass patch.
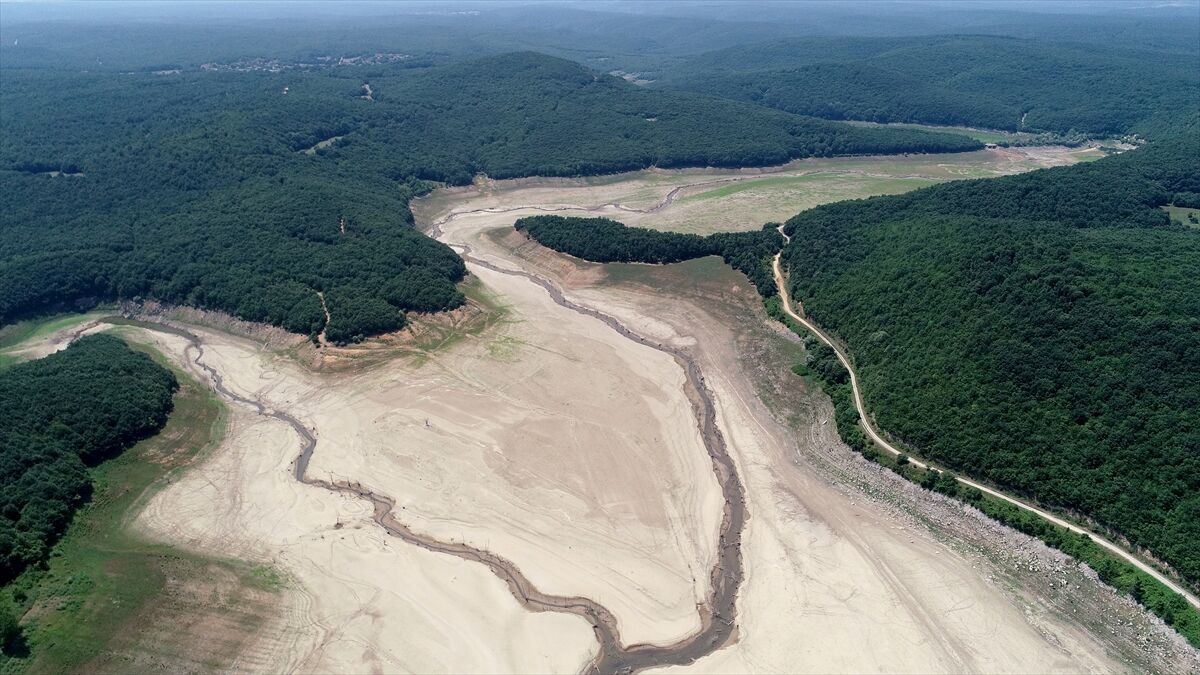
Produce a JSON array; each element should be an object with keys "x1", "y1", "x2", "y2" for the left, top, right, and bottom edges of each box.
[
  {"x1": 682, "y1": 173, "x2": 938, "y2": 208},
  {"x1": 1163, "y1": 205, "x2": 1200, "y2": 227},
  {"x1": 602, "y1": 255, "x2": 729, "y2": 287},
  {"x1": 484, "y1": 334, "x2": 524, "y2": 362},
  {"x1": 845, "y1": 120, "x2": 1032, "y2": 144},
  {"x1": 684, "y1": 174, "x2": 830, "y2": 201},
  {"x1": 246, "y1": 565, "x2": 286, "y2": 593},
  {"x1": 300, "y1": 135, "x2": 344, "y2": 155},
  {"x1": 0, "y1": 311, "x2": 109, "y2": 352},
  {"x1": 0, "y1": 339, "x2": 280, "y2": 672}
]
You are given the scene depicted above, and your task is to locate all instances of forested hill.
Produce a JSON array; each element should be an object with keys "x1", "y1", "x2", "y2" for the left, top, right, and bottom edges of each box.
[
  {"x1": 780, "y1": 129, "x2": 1200, "y2": 584},
  {"x1": 0, "y1": 335, "x2": 177, "y2": 583},
  {"x1": 0, "y1": 52, "x2": 978, "y2": 343},
  {"x1": 514, "y1": 215, "x2": 782, "y2": 295},
  {"x1": 661, "y1": 36, "x2": 1199, "y2": 137}
]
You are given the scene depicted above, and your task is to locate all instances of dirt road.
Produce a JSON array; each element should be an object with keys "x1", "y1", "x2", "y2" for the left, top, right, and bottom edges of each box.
[{"x1": 771, "y1": 227, "x2": 1200, "y2": 610}]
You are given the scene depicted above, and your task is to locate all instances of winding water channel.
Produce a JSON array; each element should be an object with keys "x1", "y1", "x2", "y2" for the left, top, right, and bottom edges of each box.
[{"x1": 117, "y1": 203, "x2": 750, "y2": 673}]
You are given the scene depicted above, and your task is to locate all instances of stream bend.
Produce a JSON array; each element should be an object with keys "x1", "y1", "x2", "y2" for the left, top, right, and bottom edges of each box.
[{"x1": 120, "y1": 218, "x2": 748, "y2": 674}]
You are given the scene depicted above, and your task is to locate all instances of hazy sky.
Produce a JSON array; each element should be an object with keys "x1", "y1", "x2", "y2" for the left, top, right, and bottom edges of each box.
[{"x1": 2, "y1": 0, "x2": 1197, "y2": 24}]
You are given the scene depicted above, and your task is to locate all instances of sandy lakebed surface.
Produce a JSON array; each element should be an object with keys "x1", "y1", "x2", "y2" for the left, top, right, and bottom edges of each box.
[{"x1": 20, "y1": 147, "x2": 1198, "y2": 673}]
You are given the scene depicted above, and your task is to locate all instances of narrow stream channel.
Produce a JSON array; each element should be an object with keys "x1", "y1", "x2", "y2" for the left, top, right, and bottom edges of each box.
[{"x1": 111, "y1": 209, "x2": 750, "y2": 675}]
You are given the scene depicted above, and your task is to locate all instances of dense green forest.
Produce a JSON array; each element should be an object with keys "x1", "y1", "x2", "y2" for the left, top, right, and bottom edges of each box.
[
  {"x1": 780, "y1": 130, "x2": 1200, "y2": 584},
  {"x1": 514, "y1": 215, "x2": 782, "y2": 295},
  {"x1": 0, "y1": 335, "x2": 177, "y2": 583},
  {"x1": 661, "y1": 36, "x2": 1199, "y2": 137},
  {"x1": 0, "y1": 52, "x2": 977, "y2": 342},
  {"x1": 779, "y1": 317, "x2": 1200, "y2": 647}
]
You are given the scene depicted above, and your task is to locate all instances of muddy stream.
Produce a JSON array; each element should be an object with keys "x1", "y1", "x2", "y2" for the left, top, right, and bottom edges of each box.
[{"x1": 115, "y1": 193, "x2": 749, "y2": 673}]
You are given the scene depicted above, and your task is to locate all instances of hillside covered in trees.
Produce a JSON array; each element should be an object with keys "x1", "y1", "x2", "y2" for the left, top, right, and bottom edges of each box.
[
  {"x1": 780, "y1": 129, "x2": 1200, "y2": 584},
  {"x1": 515, "y1": 215, "x2": 782, "y2": 295},
  {"x1": 0, "y1": 52, "x2": 978, "y2": 342},
  {"x1": 661, "y1": 35, "x2": 1199, "y2": 137},
  {"x1": 0, "y1": 335, "x2": 177, "y2": 583}
]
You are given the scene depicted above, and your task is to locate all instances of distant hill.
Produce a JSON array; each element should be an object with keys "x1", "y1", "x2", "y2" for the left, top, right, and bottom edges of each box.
[
  {"x1": 0, "y1": 52, "x2": 977, "y2": 342},
  {"x1": 661, "y1": 35, "x2": 1199, "y2": 137}
]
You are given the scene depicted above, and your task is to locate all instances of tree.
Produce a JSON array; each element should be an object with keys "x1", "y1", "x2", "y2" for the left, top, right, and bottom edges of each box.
[{"x1": 0, "y1": 598, "x2": 22, "y2": 655}]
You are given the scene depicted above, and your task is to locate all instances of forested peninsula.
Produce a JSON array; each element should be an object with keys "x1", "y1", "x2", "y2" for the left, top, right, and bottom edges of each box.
[
  {"x1": 0, "y1": 335, "x2": 178, "y2": 583},
  {"x1": 515, "y1": 215, "x2": 782, "y2": 295},
  {"x1": 0, "y1": 52, "x2": 977, "y2": 343}
]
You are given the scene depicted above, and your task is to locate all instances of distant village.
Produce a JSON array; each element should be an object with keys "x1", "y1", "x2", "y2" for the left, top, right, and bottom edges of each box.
[{"x1": 198, "y1": 52, "x2": 412, "y2": 73}]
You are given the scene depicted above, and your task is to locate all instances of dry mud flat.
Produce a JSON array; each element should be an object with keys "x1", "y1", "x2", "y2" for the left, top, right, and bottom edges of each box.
[
  {"x1": 46, "y1": 147, "x2": 1196, "y2": 673},
  {"x1": 113, "y1": 273, "x2": 721, "y2": 671},
  {"x1": 416, "y1": 144, "x2": 1102, "y2": 236}
]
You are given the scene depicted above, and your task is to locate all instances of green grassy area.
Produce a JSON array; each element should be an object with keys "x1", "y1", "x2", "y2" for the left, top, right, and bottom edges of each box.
[
  {"x1": 1163, "y1": 205, "x2": 1200, "y2": 227},
  {"x1": 300, "y1": 135, "x2": 344, "y2": 155},
  {"x1": 684, "y1": 174, "x2": 828, "y2": 201},
  {"x1": 0, "y1": 336, "x2": 280, "y2": 672},
  {"x1": 602, "y1": 254, "x2": 729, "y2": 287},
  {"x1": 0, "y1": 311, "x2": 108, "y2": 352},
  {"x1": 846, "y1": 121, "x2": 1032, "y2": 144},
  {"x1": 683, "y1": 173, "x2": 937, "y2": 203},
  {"x1": 847, "y1": 175, "x2": 940, "y2": 192}
]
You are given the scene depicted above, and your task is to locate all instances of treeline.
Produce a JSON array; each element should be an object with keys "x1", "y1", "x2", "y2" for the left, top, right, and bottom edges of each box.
[
  {"x1": 365, "y1": 53, "x2": 981, "y2": 185},
  {"x1": 780, "y1": 129, "x2": 1200, "y2": 585},
  {"x1": 514, "y1": 215, "x2": 782, "y2": 295},
  {"x1": 662, "y1": 35, "x2": 1199, "y2": 137},
  {"x1": 1173, "y1": 192, "x2": 1200, "y2": 209},
  {"x1": 777, "y1": 306, "x2": 1200, "y2": 647},
  {"x1": 0, "y1": 335, "x2": 177, "y2": 583},
  {"x1": 776, "y1": 302, "x2": 1200, "y2": 646},
  {"x1": 0, "y1": 52, "x2": 979, "y2": 342}
]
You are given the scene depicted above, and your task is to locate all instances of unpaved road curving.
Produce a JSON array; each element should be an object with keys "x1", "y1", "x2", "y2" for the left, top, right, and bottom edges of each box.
[{"x1": 771, "y1": 227, "x2": 1200, "y2": 610}]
